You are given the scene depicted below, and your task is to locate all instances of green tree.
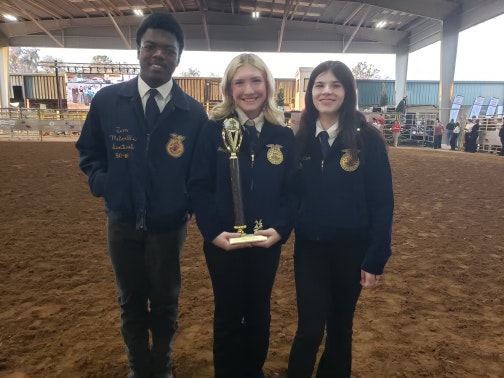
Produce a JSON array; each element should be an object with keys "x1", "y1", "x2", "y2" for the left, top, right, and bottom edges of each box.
[
  {"x1": 276, "y1": 88, "x2": 285, "y2": 107},
  {"x1": 9, "y1": 47, "x2": 40, "y2": 73},
  {"x1": 91, "y1": 55, "x2": 113, "y2": 64},
  {"x1": 351, "y1": 62, "x2": 381, "y2": 79},
  {"x1": 180, "y1": 67, "x2": 201, "y2": 77},
  {"x1": 379, "y1": 83, "x2": 388, "y2": 106}
]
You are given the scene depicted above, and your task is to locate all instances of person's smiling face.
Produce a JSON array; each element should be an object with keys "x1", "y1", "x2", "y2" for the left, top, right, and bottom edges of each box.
[
  {"x1": 312, "y1": 70, "x2": 345, "y2": 119},
  {"x1": 138, "y1": 28, "x2": 180, "y2": 88},
  {"x1": 230, "y1": 64, "x2": 267, "y2": 120}
]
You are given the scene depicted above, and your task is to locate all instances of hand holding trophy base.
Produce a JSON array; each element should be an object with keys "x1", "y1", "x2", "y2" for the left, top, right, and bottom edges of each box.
[{"x1": 229, "y1": 225, "x2": 268, "y2": 245}]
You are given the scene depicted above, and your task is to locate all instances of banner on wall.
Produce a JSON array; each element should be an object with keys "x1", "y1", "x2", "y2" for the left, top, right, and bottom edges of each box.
[
  {"x1": 469, "y1": 96, "x2": 485, "y2": 119},
  {"x1": 449, "y1": 95, "x2": 464, "y2": 121},
  {"x1": 485, "y1": 97, "x2": 499, "y2": 118}
]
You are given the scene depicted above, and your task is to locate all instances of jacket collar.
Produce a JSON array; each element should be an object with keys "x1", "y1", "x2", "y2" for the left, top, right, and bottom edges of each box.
[{"x1": 119, "y1": 76, "x2": 190, "y2": 112}]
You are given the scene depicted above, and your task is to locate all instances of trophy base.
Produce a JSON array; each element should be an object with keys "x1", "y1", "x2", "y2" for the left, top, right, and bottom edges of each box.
[{"x1": 229, "y1": 234, "x2": 268, "y2": 245}]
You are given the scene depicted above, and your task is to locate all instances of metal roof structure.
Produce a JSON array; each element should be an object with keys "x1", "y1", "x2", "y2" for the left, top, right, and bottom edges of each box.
[{"x1": 0, "y1": 0, "x2": 503, "y2": 54}]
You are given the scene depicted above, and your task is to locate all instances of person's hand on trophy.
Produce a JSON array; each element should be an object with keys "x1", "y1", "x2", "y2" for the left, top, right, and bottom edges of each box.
[
  {"x1": 212, "y1": 231, "x2": 253, "y2": 251},
  {"x1": 250, "y1": 228, "x2": 281, "y2": 248}
]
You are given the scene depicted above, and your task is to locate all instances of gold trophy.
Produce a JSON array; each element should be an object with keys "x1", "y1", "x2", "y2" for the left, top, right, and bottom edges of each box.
[{"x1": 222, "y1": 118, "x2": 267, "y2": 245}]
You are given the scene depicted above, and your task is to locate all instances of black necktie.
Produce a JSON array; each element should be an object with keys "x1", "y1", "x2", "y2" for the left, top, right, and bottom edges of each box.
[
  {"x1": 319, "y1": 130, "x2": 330, "y2": 159},
  {"x1": 244, "y1": 119, "x2": 258, "y2": 147},
  {"x1": 145, "y1": 88, "x2": 160, "y2": 132}
]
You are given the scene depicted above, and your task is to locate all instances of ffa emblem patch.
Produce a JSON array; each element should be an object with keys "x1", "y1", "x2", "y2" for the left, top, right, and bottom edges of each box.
[
  {"x1": 166, "y1": 134, "x2": 185, "y2": 158},
  {"x1": 266, "y1": 144, "x2": 284, "y2": 165},
  {"x1": 340, "y1": 149, "x2": 360, "y2": 172}
]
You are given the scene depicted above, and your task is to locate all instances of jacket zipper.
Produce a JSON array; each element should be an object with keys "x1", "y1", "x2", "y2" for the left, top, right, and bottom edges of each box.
[
  {"x1": 250, "y1": 153, "x2": 255, "y2": 191},
  {"x1": 137, "y1": 133, "x2": 151, "y2": 230}
]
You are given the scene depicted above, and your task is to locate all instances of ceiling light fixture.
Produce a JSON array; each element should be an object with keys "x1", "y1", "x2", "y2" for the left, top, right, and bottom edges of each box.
[
  {"x1": 4, "y1": 14, "x2": 17, "y2": 21},
  {"x1": 133, "y1": 9, "x2": 143, "y2": 16},
  {"x1": 376, "y1": 21, "x2": 387, "y2": 29},
  {"x1": 252, "y1": 11, "x2": 260, "y2": 19}
]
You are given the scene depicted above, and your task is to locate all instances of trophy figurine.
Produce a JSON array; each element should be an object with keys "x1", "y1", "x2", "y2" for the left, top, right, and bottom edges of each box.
[{"x1": 222, "y1": 118, "x2": 267, "y2": 245}]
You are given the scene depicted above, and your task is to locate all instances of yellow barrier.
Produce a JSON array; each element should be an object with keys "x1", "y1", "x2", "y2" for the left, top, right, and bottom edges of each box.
[{"x1": 0, "y1": 108, "x2": 88, "y2": 121}]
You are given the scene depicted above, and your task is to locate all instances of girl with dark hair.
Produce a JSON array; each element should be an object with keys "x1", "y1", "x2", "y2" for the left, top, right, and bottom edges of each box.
[{"x1": 288, "y1": 61, "x2": 394, "y2": 378}]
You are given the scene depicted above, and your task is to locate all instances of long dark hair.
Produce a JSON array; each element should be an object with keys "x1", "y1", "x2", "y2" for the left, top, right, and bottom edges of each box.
[{"x1": 297, "y1": 61, "x2": 369, "y2": 162}]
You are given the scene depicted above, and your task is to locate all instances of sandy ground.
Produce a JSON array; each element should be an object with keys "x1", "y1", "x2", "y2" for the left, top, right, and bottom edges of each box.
[{"x1": 0, "y1": 142, "x2": 503, "y2": 378}]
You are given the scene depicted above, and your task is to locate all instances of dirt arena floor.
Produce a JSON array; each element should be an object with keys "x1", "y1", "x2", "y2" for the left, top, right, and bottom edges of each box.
[{"x1": 0, "y1": 141, "x2": 503, "y2": 378}]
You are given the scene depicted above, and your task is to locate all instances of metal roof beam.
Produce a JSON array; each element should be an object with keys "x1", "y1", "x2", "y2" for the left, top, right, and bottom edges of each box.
[
  {"x1": 107, "y1": 11, "x2": 131, "y2": 49},
  {"x1": 342, "y1": 5, "x2": 370, "y2": 53},
  {"x1": 342, "y1": 3, "x2": 365, "y2": 26},
  {"x1": 158, "y1": 0, "x2": 177, "y2": 13},
  {"x1": 348, "y1": 0, "x2": 457, "y2": 20},
  {"x1": 277, "y1": 0, "x2": 293, "y2": 52},
  {"x1": 196, "y1": 0, "x2": 211, "y2": 50},
  {"x1": 8, "y1": 3, "x2": 65, "y2": 47},
  {"x1": 20, "y1": 0, "x2": 65, "y2": 20}
]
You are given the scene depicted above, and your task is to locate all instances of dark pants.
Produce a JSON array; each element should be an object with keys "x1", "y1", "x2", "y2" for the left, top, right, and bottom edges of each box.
[
  {"x1": 288, "y1": 236, "x2": 365, "y2": 378},
  {"x1": 204, "y1": 242, "x2": 281, "y2": 378},
  {"x1": 450, "y1": 133, "x2": 459, "y2": 150},
  {"x1": 500, "y1": 137, "x2": 504, "y2": 156},
  {"x1": 433, "y1": 135, "x2": 442, "y2": 149},
  {"x1": 107, "y1": 218, "x2": 186, "y2": 377}
]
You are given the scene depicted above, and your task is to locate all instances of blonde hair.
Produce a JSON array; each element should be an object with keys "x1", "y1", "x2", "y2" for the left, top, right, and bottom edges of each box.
[{"x1": 209, "y1": 53, "x2": 285, "y2": 126}]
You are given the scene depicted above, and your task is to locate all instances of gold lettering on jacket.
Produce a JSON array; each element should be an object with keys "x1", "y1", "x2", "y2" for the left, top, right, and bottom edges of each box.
[{"x1": 110, "y1": 127, "x2": 136, "y2": 159}]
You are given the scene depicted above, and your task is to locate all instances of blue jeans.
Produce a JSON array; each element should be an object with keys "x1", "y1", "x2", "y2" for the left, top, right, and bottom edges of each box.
[
  {"x1": 107, "y1": 218, "x2": 186, "y2": 377},
  {"x1": 446, "y1": 130, "x2": 453, "y2": 147}
]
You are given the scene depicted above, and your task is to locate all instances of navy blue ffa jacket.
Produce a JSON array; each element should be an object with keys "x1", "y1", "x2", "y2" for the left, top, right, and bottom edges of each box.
[
  {"x1": 189, "y1": 118, "x2": 296, "y2": 244},
  {"x1": 76, "y1": 77, "x2": 207, "y2": 231},
  {"x1": 295, "y1": 123, "x2": 394, "y2": 274}
]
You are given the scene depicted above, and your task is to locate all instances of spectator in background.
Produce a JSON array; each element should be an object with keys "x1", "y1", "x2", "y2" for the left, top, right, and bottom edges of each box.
[
  {"x1": 499, "y1": 123, "x2": 504, "y2": 156},
  {"x1": 465, "y1": 119, "x2": 480, "y2": 153},
  {"x1": 377, "y1": 114, "x2": 386, "y2": 133},
  {"x1": 71, "y1": 87, "x2": 79, "y2": 103},
  {"x1": 79, "y1": 86, "x2": 84, "y2": 103},
  {"x1": 446, "y1": 119, "x2": 455, "y2": 147},
  {"x1": 433, "y1": 118, "x2": 444, "y2": 149},
  {"x1": 372, "y1": 117, "x2": 382, "y2": 132},
  {"x1": 450, "y1": 122, "x2": 461, "y2": 151},
  {"x1": 391, "y1": 119, "x2": 401, "y2": 147},
  {"x1": 85, "y1": 87, "x2": 95, "y2": 105},
  {"x1": 465, "y1": 118, "x2": 474, "y2": 133},
  {"x1": 396, "y1": 96, "x2": 407, "y2": 115}
]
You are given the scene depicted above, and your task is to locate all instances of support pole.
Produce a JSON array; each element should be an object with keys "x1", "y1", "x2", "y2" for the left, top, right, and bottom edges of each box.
[{"x1": 54, "y1": 61, "x2": 62, "y2": 111}]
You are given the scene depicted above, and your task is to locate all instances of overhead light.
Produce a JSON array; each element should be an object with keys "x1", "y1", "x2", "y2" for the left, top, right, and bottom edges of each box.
[
  {"x1": 4, "y1": 14, "x2": 17, "y2": 21},
  {"x1": 376, "y1": 21, "x2": 387, "y2": 29},
  {"x1": 133, "y1": 9, "x2": 143, "y2": 16},
  {"x1": 252, "y1": 11, "x2": 260, "y2": 19}
]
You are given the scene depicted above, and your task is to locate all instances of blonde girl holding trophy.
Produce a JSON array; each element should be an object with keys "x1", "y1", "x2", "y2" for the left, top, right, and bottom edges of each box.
[{"x1": 189, "y1": 53, "x2": 296, "y2": 378}]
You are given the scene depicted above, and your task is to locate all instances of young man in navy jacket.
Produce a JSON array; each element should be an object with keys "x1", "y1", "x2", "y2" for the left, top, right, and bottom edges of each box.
[{"x1": 76, "y1": 12, "x2": 207, "y2": 378}]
